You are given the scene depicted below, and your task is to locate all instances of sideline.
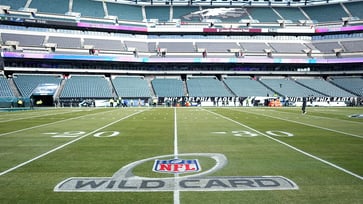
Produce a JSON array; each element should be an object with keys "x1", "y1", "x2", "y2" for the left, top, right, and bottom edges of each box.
[
  {"x1": 0, "y1": 109, "x2": 146, "y2": 177},
  {"x1": 232, "y1": 108, "x2": 363, "y2": 139},
  {"x1": 0, "y1": 108, "x2": 118, "y2": 137},
  {"x1": 203, "y1": 108, "x2": 363, "y2": 181}
]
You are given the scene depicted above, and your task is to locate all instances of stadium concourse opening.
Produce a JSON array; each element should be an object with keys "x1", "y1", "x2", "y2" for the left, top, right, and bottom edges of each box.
[
  {"x1": 30, "y1": 83, "x2": 59, "y2": 106},
  {"x1": 31, "y1": 95, "x2": 53, "y2": 106}
]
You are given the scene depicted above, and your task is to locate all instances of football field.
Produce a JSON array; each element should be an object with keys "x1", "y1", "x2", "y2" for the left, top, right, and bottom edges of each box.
[{"x1": 0, "y1": 107, "x2": 362, "y2": 203}]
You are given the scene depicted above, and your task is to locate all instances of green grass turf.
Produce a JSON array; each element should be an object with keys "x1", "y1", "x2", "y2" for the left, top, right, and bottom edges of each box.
[{"x1": 0, "y1": 107, "x2": 362, "y2": 203}]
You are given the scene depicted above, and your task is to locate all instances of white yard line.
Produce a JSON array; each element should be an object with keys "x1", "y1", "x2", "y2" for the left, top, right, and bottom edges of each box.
[
  {"x1": 174, "y1": 107, "x2": 179, "y2": 158},
  {"x1": 235, "y1": 108, "x2": 363, "y2": 139},
  {"x1": 0, "y1": 109, "x2": 146, "y2": 177},
  {"x1": 173, "y1": 107, "x2": 180, "y2": 204},
  {"x1": 0, "y1": 109, "x2": 116, "y2": 137},
  {"x1": 204, "y1": 108, "x2": 363, "y2": 181}
]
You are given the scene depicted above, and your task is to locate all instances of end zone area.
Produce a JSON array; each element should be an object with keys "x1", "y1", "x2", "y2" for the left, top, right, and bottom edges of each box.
[{"x1": 0, "y1": 107, "x2": 362, "y2": 203}]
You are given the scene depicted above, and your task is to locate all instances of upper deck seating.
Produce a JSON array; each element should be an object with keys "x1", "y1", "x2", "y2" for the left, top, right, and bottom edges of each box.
[
  {"x1": 248, "y1": 7, "x2": 281, "y2": 23},
  {"x1": 124, "y1": 41, "x2": 154, "y2": 52},
  {"x1": 344, "y1": 1, "x2": 363, "y2": 19},
  {"x1": 195, "y1": 42, "x2": 240, "y2": 53},
  {"x1": 240, "y1": 42, "x2": 271, "y2": 52},
  {"x1": 173, "y1": 6, "x2": 201, "y2": 22},
  {"x1": 302, "y1": 4, "x2": 348, "y2": 22},
  {"x1": 1, "y1": 33, "x2": 45, "y2": 47},
  {"x1": 29, "y1": 0, "x2": 68, "y2": 15},
  {"x1": 0, "y1": 0, "x2": 27, "y2": 10},
  {"x1": 47, "y1": 36, "x2": 81, "y2": 49},
  {"x1": 274, "y1": 7, "x2": 307, "y2": 23},
  {"x1": 269, "y1": 43, "x2": 307, "y2": 53},
  {"x1": 72, "y1": 0, "x2": 104, "y2": 18},
  {"x1": 158, "y1": 42, "x2": 195, "y2": 53},
  {"x1": 199, "y1": 6, "x2": 250, "y2": 23},
  {"x1": 145, "y1": 6, "x2": 170, "y2": 22},
  {"x1": 106, "y1": 3, "x2": 143, "y2": 21},
  {"x1": 311, "y1": 41, "x2": 342, "y2": 53},
  {"x1": 83, "y1": 38, "x2": 124, "y2": 51},
  {"x1": 340, "y1": 40, "x2": 363, "y2": 52}
]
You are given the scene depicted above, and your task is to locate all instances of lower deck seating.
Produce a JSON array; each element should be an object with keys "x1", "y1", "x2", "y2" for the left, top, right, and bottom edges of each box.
[
  {"x1": 186, "y1": 77, "x2": 233, "y2": 97},
  {"x1": 259, "y1": 77, "x2": 324, "y2": 97},
  {"x1": 60, "y1": 75, "x2": 112, "y2": 98},
  {"x1": 224, "y1": 77, "x2": 274, "y2": 97},
  {"x1": 330, "y1": 77, "x2": 363, "y2": 96},
  {"x1": 112, "y1": 76, "x2": 151, "y2": 98},
  {"x1": 0, "y1": 76, "x2": 14, "y2": 97},
  {"x1": 295, "y1": 78, "x2": 355, "y2": 97},
  {"x1": 152, "y1": 78, "x2": 184, "y2": 97},
  {"x1": 13, "y1": 74, "x2": 62, "y2": 97}
]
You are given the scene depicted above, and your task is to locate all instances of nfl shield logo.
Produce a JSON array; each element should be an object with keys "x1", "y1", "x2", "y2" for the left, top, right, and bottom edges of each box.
[{"x1": 153, "y1": 159, "x2": 201, "y2": 174}]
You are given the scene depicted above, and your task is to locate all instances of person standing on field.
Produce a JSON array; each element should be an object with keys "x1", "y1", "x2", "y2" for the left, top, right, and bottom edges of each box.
[{"x1": 302, "y1": 97, "x2": 307, "y2": 114}]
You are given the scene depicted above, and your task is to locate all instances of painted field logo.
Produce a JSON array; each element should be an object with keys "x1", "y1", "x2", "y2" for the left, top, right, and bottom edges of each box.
[
  {"x1": 153, "y1": 159, "x2": 201, "y2": 174},
  {"x1": 54, "y1": 153, "x2": 299, "y2": 192}
]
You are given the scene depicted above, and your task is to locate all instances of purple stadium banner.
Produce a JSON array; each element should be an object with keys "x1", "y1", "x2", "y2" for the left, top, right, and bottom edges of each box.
[
  {"x1": 315, "y1": 25, "x2": 363, "y2": 33},
  {"x1": 77, "y1": 22, "x2": 147, "y2": 32},
  {"x1": 2, "y1": 52, "x2": 363, "y2": 64}
]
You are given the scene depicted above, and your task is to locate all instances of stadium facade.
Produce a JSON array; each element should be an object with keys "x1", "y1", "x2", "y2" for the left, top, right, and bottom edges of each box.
[{"x1": 0, "y1": 0, "x2": 362, "y2": 107}]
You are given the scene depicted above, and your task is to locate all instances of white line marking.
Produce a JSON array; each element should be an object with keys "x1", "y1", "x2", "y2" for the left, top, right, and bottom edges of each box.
[
  {"x1": 173, "y1": 107, "x2": 180, "y2": 204},
  {"x1": 0, "y1": 109, "x2": 118, "y2": 137},
  {"x1": 174, "y1": 107, "x2": 179, "y2": 158},
  {"x1": 235, "y1": 108, "x2": 363, "y2": 139},
  {"x1": 0, "y1": 109, "x2": 146, "y2": 177},
  {"x1": 203, "y1": 108, "x2": 363, "y2": 181},
  {"x1": 211, "y1": 132, "x2": 227, "y2": 134}
]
